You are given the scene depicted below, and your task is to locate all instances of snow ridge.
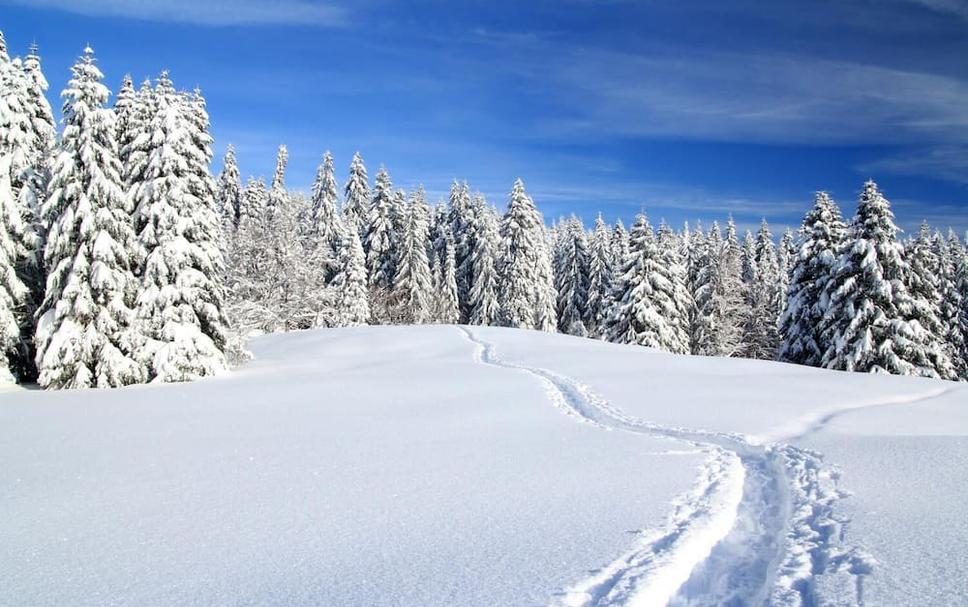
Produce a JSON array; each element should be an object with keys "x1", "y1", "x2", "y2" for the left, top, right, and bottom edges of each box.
[{"x1": 457, "y1": 327, "x2": 871, "y2": 607}]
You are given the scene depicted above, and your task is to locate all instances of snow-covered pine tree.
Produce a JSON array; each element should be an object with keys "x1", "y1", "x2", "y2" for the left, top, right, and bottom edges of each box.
[
  {"x1": 121, "y1": 78, "x2": 156, "y2": 199},
  {"x1": 267, "y1": 144, "x2": 289, "y2": 217},
  {"x1": 216, "y1": 144, "x2": 242, "y2": 232},
  {"x1": 611, "y1": 219, "x2": 629, "y2": 278},
  {"x1": 555, "y1": 216, "x2": 590, "y2": 336},
  {"x1": 0, "y1": 30, "x2": 37, "y2": 382},
  {"x1": 821, "y1": 180, "x2": 953, "y2": 378},
  {"x1": 904, "y1": 223, "x2": 956, "y2": 380},
  {"x1": 332, "y1": 223, "x2": 369, "y2": 326},
  {"x1": 741, "y1": 220, "x2": 782, "y2": 359},
  {"x1": 309, "y1": 151, "x2": 343, "y2": 283},
  {"x1": 468, "y1": 203, "x2": 500, "y2": 326},
  {"x1": 604, "y1": 212, "x2": 689, "y2": 353},
  {"x1": 343, "y1": 151, "x2": 369, "y2": 232},
  {"x1": 363, "y1": 167, "x2": 397, "y2": 321},
  {"x1": 586, "y1": 215, "x2": 614, "y2": 338},
  {"x1": 936, "y1": 231, "x2": 967, "y2": 378},
  {"x1": 20, "y1": 43, "x2": 55, "y2": 237},
  {"x1": 777, "y1": 227, "x2": 795, "y2": 314},
  {"x1": 113, "y1": 75, "x2": 137, "y2": 179},
  {"x1": 393, "y1": 187, "x2": 433, "y2": 324},
  {"x1": 497, "y1": 179, "x2": 556, "y2": 331},
  {"x1": 133, "y1": 72, "x2": 228, "y2": 382},
  {"x1": 447, "y1": 181, "x2": 476, "y2": 321},
  {"x1": 34, "y1": 46, "x2": 145, "y2": 389},
  {"x1": 433, "y1": 232, "x2": 460, "y2": 324},
  {"x1": 692, "y1": 222, "x2": 746, "y2": 356},
  {"x1": 953, "y1": 235, "x2": 968, "y2": 378},
  {"x1": 658, "y1": 220, "x2": 693, "y2": 348},
  {"x1": 779, "y1": 192, "x2": 846, "y2": 367}
]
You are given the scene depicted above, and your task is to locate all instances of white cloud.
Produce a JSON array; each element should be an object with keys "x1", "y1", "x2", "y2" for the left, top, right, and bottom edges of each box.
[
  {"x1": 859, "y1": 146, "x2": 968, "y2": 184},
  {"x1": 5, "y1": 0, "x2": 347, "y2": 26}
]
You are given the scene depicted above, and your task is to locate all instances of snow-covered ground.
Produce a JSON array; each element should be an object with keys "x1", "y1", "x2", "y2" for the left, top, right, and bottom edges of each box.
[{"x1": 2, "y1": 325, "x2": 966, "y2": 606}]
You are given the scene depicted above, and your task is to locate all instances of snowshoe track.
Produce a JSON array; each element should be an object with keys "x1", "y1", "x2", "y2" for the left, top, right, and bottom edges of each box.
[{"x1": 457, "y1": 327, "x2": 873, "y2": 607}]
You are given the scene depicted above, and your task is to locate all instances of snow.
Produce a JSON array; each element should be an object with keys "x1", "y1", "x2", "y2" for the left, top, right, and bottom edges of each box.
[{"x1": 2, "y1": 325, "x2": 966, "y2": 605}]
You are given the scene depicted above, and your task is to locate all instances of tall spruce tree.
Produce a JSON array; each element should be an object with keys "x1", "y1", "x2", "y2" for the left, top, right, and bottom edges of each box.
[
  {"x1": 742, "y1": 220, "x2": 782, "y2": 359},
  {"x1": 904, "y1": 224, "x2": 957, "y2": 380},
  {"x1": 821, "y1": 181, "x2": 952, "y2": 378},
  {"x1": 936, "y1": 231, "x2": 967, "y2": 378},
  {"x1": 498, "y1": 179, "x2": 556, "y2": 331},
  {"x1": 468, "y1": 204, "x2": 500, "y2": 326},
  {"x1": 605, "y1": 213, "x2": 689, "y2": 353},
  {"x1": 332, "y1": 224, "x2": 369, "y2": 326},
  {"x1": 0, "y1": 30, "x2": 36, "y2": 382},
  {"x1": 555, "y1": 216, "x2": 591, "y2": 336},
  {"x1": 393, "y1": 187, "x2": 433, "y2": 324},
  {"x1": 35, "y1": 46, "x2": 145, "y2": 388},
  {"x1": 779, "y1": 192, "x2": 846, "y2": 366},
  {"x1": 434, "y1": 232, "x2": 460, "y2": 324},
  {"x1": 309, "y1": 151, "x2": 343, "y2": 283},
  {"x1": 363, "y1": 167, "x2": 397, "y2": 300},
  {"x1": 587, "y1": 215, "x2": 614, "y2": 338},
  {"x1": 133, "y1": 72, "x2": 228, "y2": 381},
  {"x1": 216, "y1": 144, "x2": 242, "y2": 232},
  {"x1": 343, "y1": 151, "x2": 369, "y2": 232}
]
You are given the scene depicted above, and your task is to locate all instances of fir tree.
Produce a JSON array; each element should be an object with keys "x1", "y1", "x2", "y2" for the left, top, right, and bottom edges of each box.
[
  {"x1": 498, "y1": 179, "x2": 556, "y2": 331},
  {"x1": 468, "y1": 204, "x2": 500, "y2": 326},
  {"x1": 692, "y1": 222, "x2": 745, "y2": 356},
  {"x1": 133, "y1": 72, "x2": 228, "y2": 381},
  {"x1": 363, "y1": 167, "x2": 397, "y2": 300},
  {"x1": 332, "y1": 224, "x2": 369, "y2": 326},
  {"x1": 240, "y1": 177, "x2": 268, "y2": 231},
  {"x1": 267, "y1": 144, "x2": 289, "y2": 216},
  {"x1": 447, "y1": 180, "x2": 475, "y2": 320},
  {"x1": 779, "y1": 192, "x2": 846, "y2": 366},
  {"x1": 937, "y1": 231, "x2": 967, "y2": 378},
  {"x1": 904, "y1": 224, "x2": 957, "y2": 380},
  {"x1": 611, "y1": 219, "x2": 629, "y2": 277},
  {"x1": 216, "y1": 144, "x2": 242, "y2": 232},
  {"x1": 821, "y1": 181, "x2": 953, "y2": 378},
  {"x1": 309, "y1": 151, "x2": 343, "y2": 283},
  {"x1": 742, "y1": 220, "x2": 782, "y2": 359},
  {"x1": 20, "y1": 43, "x2": 55, "y2": 236},
  {"x1": 586, "y1": 215, "x2": 613, "y2": 337},
  {"x1": 0, "y1": 30, "x2": 36, "y2": 382},
  {"x1": 605, "y1": 213, "x2": 689, "y2": 353},
  {"x1": 434, "y1": 232, "x2": 460, "y2": 324},
  {"x1": 343, "y1": 151, "x2": 369, "y2": 232},
  {"x1": 555, "y1": 216, "x2": 590, "y2": 336},
  {"x1": 393, "y1": 187, "x2": 433, "y2": 324},
  {"x1": 35, "y1": 46, "x2": 145, "y2": 389}
]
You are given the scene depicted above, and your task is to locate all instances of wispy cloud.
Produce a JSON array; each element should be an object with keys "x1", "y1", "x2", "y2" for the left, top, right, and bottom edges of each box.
[
  {"x1": 4, "y1": 0, "x2": 347, "y2": 26},
  {"x1": 900, "y1": 0, "x2": 968, "y2": 21},
  {"x1": 859, "y1": 146, "x2": 968, "y2": 184},
  {"x1": 542, "y1": 47, "x2": 968, "y2": 146}
]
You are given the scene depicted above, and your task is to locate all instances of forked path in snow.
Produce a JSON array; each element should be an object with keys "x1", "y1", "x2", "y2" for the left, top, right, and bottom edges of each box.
[{"x1": 457, "y1": 327, "x2": 882, "y2": 607}]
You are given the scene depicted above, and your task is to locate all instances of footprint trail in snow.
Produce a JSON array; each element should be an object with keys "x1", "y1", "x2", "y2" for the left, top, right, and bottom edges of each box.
[{"x1": 457, "y1": 327, "x2": 876, "y2": 607}]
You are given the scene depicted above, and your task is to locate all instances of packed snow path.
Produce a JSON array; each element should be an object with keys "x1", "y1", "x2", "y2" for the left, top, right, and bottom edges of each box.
[{"x1": 458, "y1": 327, "x2": 876, "y2": 607}]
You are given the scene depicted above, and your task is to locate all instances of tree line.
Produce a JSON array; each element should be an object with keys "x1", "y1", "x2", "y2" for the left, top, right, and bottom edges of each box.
[{"x1": 2, "y1": 32, "x2": 966, "y2": 389}]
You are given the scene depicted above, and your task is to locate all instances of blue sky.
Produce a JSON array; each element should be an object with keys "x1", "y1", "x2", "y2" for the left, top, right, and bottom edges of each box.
[{"x1": 3, "y1": 0, "x2": 968, "y2": 235}]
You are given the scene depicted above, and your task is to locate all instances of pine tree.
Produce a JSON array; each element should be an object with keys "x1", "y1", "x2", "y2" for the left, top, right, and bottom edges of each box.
[
  {"x1": 363, "y1": 167, "x2": 397, "y2": 310},
  {"x1": 343, "y1": 151, "x2": 369, "y2": 232},
  {"x1": 498, "y1": 179, "x2": 556, "y2": 331},
  {"x1": 393, "y1": 187, "x2": 433, "y2": 324},
  {"x1": 586, "y1": 215, "x2": 613, "y2": 337},
  {"x1": 937, "y1": 231, "x2": 967, "y2": 378},
  {"x1": 468, "y1": 204, "x2": 500, "y2": 326},
  {"x1": 0, "y1": 30, "x2": 36, "y2": 382},
  {"x1": 611, "y1": 219, "x2": 629, "y2": 277},
  {"x1": 447, "y1": 181, "x2": 475, "y2": 321},
  {"x1": 605, "y1": 213, "x2": 689, "y2": 353},
  {"x1": 267, "y1": 144, "x2": 289, "y2": 216},
  {"x1": 692, "y1": 222, "x2": 746, "y2": 356},
  {"x1": 20, "y1": 43, "x2": 55, "y2": 237},
  {"x1": 904, "y1": 224, "x2": 957, "y2": 380},
  {"x1": 953, "y1": 236, "x2": 968, "y2": 378},
  {"x1": 555, "y1": 216, "x2": 590, "y2": 336},
  {"x1": 742, "y1": 220, "x2": 782, "y2": 359},
  {"x1": 434, "y1": 232, "x2": 460, "y2": 324},
  {"x1": 34, "y1": 46, "x2": 145, "y2": 389},
  {"x1": 133, "y1": 72, "x2": 228, "y2": 382},
  {"x1": 777, "y1": 227, "x2": 795, "y2": 314},
  {"x1": 779, "y1": 192, "x2": 846, "y2": 366},
  {"x1": 332, "y1": 225, "x2": 369, "y2": 326},
  {"x1": 121, "y1": 79, "x2": 156, "y2": 198},
  {"x1": 309, "y1": 151, "x2": 343, "y2": 283},
  {"x1": 216, "y1": 144, "x2": 242, "y2": 232},
  {"x1": 821, "y1": 181, "x2": 952, "y2": 378}
]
